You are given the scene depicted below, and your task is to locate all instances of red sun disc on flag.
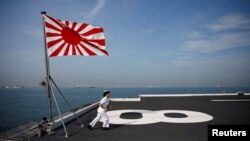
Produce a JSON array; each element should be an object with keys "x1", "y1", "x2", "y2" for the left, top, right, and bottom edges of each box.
[
  {"x1": 61, "y1": 27, "x2": 82, "y2": 44},
  {"x1": 43, "y1": 14, "x2": 108, "y2": 57}
]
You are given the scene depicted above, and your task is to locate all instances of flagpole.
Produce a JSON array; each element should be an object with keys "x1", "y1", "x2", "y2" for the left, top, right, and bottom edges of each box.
[
  {"x1": 41, "y1": 11, "x2": 69, "y2": 138},
  {"x1": 41, "y1": 11, "x2": 53, "y2": 123}
]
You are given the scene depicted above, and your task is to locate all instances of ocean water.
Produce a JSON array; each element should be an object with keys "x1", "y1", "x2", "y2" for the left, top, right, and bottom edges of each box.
[{"x1": 0, "y1": 86, "x2": 249, "y2": 130}]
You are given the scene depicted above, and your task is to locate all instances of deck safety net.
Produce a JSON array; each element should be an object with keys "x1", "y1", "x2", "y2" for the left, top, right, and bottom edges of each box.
[{"x1": 0, "y1": 121, "x2": 41, "y2": 141}]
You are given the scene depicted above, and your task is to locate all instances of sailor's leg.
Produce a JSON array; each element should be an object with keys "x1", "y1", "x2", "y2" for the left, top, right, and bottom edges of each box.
[
  {"x1": 102, "y1": 112, "x2": 109, "y2": 128},
  {"x1": 89, "y1": 113, "x2": 101, "y2": 127}
]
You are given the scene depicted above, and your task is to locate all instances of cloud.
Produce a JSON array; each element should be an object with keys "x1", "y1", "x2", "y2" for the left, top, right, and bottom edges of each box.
[
  {"x1": 183, "y1": 14, "x2": 250, "y2": 52},
  {"x1": 186, "y1": 31, "x2": 206, "y2": 39},
  {"x1": 207, "y1": 14, "x2": 250, "y2": 31},
  {"x1": 86, "y1": 0, "x2": 106, "y2": 22},
  {"x1": 184, "y1": 32, "x2": 250, "y2": 52}
]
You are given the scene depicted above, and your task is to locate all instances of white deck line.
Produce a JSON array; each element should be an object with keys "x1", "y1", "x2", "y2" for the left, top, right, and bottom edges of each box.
[
  {"x1": 110, "y1": 93, "x2": 250, "y2": 102},
  {"x1": 110, "y1": 98, "x2": 141, "y2": 102},
  {"x1": 211, "y1": 99, "x2": 250, "y2": 102},
  {"x1": 140, "y1": 93, "x2": 250, "y2": 97}
]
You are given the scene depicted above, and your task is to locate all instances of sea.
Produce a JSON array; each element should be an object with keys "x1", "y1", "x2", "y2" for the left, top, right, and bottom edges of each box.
[{"x1": 0, "y1": 86, "x2": 250, "y2": 131}]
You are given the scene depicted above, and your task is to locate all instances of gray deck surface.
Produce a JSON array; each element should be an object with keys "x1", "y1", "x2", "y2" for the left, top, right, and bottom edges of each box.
[{"x1": 32, "y1": 95, "x2": 250, "y2": 141}]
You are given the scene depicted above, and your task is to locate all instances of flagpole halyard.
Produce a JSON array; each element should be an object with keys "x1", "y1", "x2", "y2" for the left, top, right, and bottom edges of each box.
[
  {"x1": 48, "y1": 80, "x2": 68, "y2": 138},
  {"x1": 50, "y1": 77, "x2": 84, "y2": 127}
]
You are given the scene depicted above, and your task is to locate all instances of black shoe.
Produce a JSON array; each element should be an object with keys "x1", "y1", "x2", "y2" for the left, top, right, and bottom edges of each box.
[
  {"x1": 87, "y1": 125, "x2": 92, "y2": 130},
  {"x1": 102, "y1": 127, "x2": 109, "y2": 130}
]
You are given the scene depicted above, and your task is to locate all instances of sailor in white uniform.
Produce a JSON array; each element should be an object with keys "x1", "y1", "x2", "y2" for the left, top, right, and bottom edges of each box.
[{"x1": 87, "y1": 90, "x2": 111, "y2": 130}]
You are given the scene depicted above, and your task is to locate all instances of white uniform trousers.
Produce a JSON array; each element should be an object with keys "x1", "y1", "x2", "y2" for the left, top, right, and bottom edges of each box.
[{"x1": 89, "y1": 112, "x2": 109, "y2": 128}]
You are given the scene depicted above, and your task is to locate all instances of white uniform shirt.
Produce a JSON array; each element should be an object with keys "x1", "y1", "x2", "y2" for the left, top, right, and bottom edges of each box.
[{"x1": 97, "y1": 96, "x2": 109, "y2": 113}]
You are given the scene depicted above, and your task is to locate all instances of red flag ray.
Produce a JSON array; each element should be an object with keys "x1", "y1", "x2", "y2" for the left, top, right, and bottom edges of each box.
[
  {"x1": 45, "y1": 15, "x2": 64, "y2": 29},
  {"x1": 81, "y1": 28, "x2": 104, "y2": 36},
  {"x1": 82, "y1": 41, "x2": 108, "y2": 56},
  {"x1": 47, "y1": 40, "x2": 65, "y2": 56},
  {"x1": 45, "y1": 22, "x2": 61, "y2": 32},
  {"x1": 43, "y1": 14, "x2": 108, "y2": 57},
  {"x1": 71, "y1": 22, "x2": 77, "y2": 30},
  {"x1": 74, "y1": 45, "x2": 83, "y2": 56},
  {"x1": 88, "y1": 39, "x2": 106, "y2": 46},
  {"x1": 47, "y1": 38, "x2": 63, "y2": 48},
  {"x1": 49, "y1": 42, "x2": 66, "y2": 57},
  {"x1": 76, "y1": 23, "x2": 88, "y2": 32},
  {"x1": 78, "y1": 42, "x2": 97, "y2": 56},
  {"x1": 46, "y1": 32, "x2": 61, "y2": 37}
]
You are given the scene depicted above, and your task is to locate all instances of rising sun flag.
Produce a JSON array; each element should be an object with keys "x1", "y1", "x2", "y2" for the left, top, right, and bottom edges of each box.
[{"x1": 42, "y1": 14, "x2": 108, "y2": 57}]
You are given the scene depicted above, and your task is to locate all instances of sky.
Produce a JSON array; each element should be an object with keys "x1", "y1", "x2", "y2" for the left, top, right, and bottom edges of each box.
[{"x1": 0, "y1": 0, "x2": 250, "y2": 87}]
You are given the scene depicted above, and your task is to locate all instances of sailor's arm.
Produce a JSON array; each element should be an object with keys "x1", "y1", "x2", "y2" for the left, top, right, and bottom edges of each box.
[
  {"x1": 99, "y1": 103, "x2": 112, "y2": 112},
  {"x1": 99, "y1": 103, "x2": 108, "y2": 112}
]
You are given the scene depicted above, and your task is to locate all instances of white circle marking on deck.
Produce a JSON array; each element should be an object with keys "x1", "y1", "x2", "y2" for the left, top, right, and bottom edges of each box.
[{"x1": 107, "y1": 109, "x2": 213, "y2": 125}]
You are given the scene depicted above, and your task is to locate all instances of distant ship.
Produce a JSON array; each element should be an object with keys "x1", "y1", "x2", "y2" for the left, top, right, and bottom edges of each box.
[
  {"x1": 73, "y1": 84, "x2": 96, "y2": 88},
  {"x1": 5, "y1": 85, "x2": 24, "y2": 89}
]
